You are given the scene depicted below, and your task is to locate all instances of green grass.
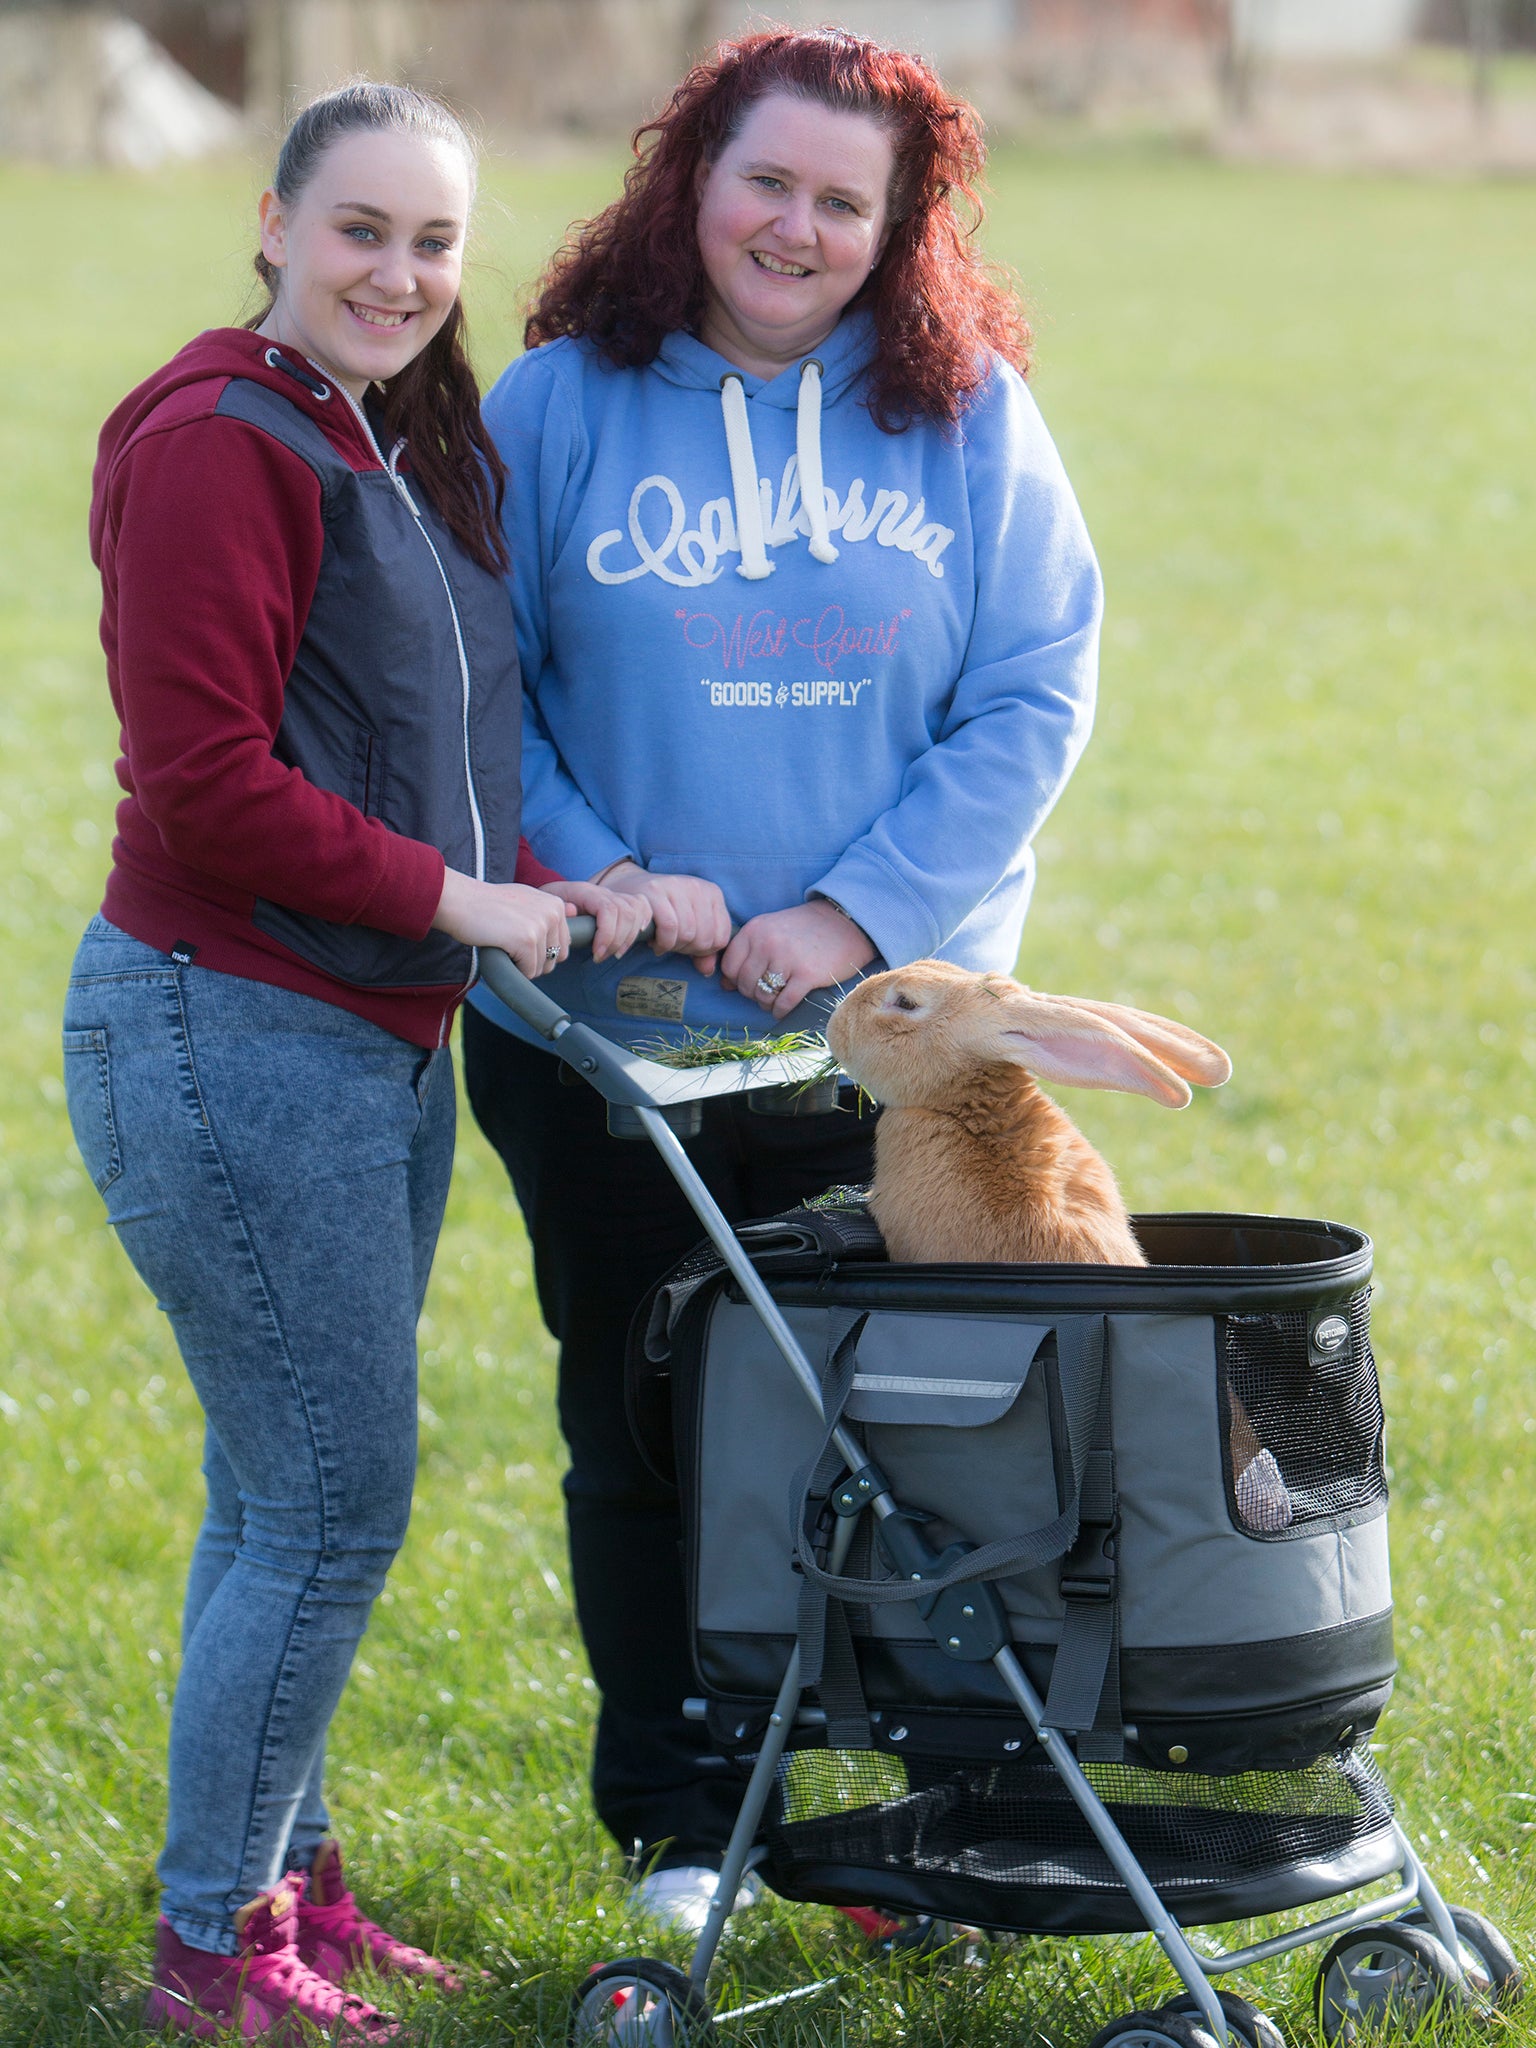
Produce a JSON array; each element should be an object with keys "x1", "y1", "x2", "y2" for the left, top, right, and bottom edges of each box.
[
  {"x1": 635, "y1": 1028, "x2": 834, "y2": 1069},
  {"x1": 2, "y1": 143, "x2": 1534, "y2": 2045}
]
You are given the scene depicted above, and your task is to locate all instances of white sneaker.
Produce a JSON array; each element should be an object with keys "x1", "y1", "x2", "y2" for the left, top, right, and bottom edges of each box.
[{"x1": 630, "y1": 1865, "x2": 764, "y2": 1936}]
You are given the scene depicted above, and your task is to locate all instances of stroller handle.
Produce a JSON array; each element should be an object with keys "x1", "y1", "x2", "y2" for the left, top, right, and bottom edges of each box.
[
  {"x1": 563, "y1": 911, "x2": 648, "y2": 950},
  {"x1": 476, "y1": 917, "x2": 839, "y2": 1112}
]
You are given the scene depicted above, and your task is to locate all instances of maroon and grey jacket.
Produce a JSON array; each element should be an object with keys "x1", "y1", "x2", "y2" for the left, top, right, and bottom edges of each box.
[{"x1": 90, "y1": 326, "x2": 557, "y2": 1049}]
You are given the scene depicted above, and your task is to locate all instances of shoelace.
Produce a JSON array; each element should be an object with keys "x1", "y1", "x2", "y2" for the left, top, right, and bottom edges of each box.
[
  {"x1": 245, "y1": 1947, "x2": 385, "y2": 2028},
  {"x1": 303, "y1": 1892, "x2": 428, "y2": 1962},
  {"x1": 717, "y1": 359, "x2": 839, "y2": 580}
]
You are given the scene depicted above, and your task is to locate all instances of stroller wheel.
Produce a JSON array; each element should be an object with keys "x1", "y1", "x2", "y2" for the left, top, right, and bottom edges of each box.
[
  {"x1": 1086, "y1": 2010, "x2": 1221, "y2": 2048},
  {"x1": 569, "y1": 1958, "x2": 715, "y2": 2047},
  {"x1": 1314, "y1": 1921, "x2": 1467, "y2": 2045},
  {"x1": 1396, "y1": 1905, "x2": 1524, "y2": 2009},
  {"x1": 1163, "y1": 1990, "x2": 1285, "y2": 2048}
]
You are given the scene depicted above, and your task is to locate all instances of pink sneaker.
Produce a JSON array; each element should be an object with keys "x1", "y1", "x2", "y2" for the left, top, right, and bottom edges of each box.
[
  {"x1": 145, "y1": 1880, "x2": 399, "y2": 2040},
  {"x1": 295, "y1": 1840, "x2": 463, "y2": 1992}
]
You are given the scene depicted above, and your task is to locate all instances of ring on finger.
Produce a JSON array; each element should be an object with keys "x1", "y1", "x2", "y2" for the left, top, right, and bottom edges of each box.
[
  {"x1": 546, "y1": 945, "x2": 560, "y2": 959},
  {"x1": 756, "y1": 968, "x2": 787, "y2": 997}
]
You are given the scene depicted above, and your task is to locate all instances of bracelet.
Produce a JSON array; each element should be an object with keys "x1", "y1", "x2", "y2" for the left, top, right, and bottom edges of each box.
[
  {"x1": 590, "y1": 857, "x2": 638, "y2": 885},
  {"x1": 814, "y1": 893, "x2": 867, "y2": 937}
]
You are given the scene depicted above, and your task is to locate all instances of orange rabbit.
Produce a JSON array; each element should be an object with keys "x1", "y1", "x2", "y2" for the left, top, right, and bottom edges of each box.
[
  {"x1": 827, "y1": 962, "x2": 1291, "y2": 1529},
  {"x1": 826, "y1": 961, "x2": 1231, "y2": 1266}
]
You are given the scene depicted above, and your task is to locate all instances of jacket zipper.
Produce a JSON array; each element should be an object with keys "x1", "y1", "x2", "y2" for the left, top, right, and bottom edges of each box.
[{"x1": 322, "y1": 372, "x2": 488, "y2": 1046}]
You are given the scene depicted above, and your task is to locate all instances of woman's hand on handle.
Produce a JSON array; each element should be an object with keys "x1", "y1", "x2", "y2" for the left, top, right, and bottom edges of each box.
[
  {"x1": 720, "y1": 900, "x2": 877, "y2": 1021},
  {"x1": 597, "y1": 861, "x2": 732, "y2": 976},
  {"x1": 540, "y1": 877, "x2": 651, "y2": 963},
  {"x1": 432, "y1": 868, "x2": 572, "y2": 978}
]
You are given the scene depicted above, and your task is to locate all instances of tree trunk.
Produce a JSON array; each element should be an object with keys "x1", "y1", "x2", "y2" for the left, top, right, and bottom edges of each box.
[{"x1": 1468, "y1": 0, "x2": 1500, "y2": 118}]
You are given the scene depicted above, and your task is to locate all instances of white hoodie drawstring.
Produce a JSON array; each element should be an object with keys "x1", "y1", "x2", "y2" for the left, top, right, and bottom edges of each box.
[
  {"x1": 719, "y1": 374, "x2": 773, "y2": 580},
  {"x1": 717, "y1": 359, "x2": 838, "y2": 579},
  {"x1": 795, "y1": 359, "x2": 839, "y2": 565}
]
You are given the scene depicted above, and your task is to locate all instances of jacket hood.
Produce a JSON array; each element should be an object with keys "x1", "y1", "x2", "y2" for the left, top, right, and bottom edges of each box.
[
  {"x1": 651, "y1": 307, "x2": 876, "y2": 408},
  {"x1": 91, "y1": 328, "x2": 381, "y2": 565}
]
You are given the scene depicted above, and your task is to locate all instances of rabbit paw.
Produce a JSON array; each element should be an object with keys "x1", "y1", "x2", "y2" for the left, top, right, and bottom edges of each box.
[{"x1": 1235, "y1": 1447, "x2": 1295, "y2": 1532}]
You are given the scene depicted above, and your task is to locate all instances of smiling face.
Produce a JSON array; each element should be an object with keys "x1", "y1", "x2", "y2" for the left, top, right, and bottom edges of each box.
[
  {"x1": 694, "y1": 91, "x2": 894, "y2": 378},
  {"x1": 256, "y1": 128, "x2": 471, "y2": 400}
]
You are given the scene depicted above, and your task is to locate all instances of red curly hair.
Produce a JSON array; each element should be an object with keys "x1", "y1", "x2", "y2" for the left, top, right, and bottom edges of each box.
[{"x1": 524, "y1": 26, "x2": 1030, "y2": 432}]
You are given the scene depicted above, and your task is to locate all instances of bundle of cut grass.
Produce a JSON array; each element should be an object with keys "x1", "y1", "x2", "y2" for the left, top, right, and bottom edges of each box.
[
  {"x1": 637, "y1": 1028, "x2": 859, "y2": 1114},
  {"x1": 637, "y1": 1026, "x2": 839, "y2": 1075}
]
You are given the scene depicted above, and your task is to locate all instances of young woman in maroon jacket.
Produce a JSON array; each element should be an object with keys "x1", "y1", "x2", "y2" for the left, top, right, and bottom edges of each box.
[{"x1": 64, "y1": 83, "x2": 646, "y2": 2037}]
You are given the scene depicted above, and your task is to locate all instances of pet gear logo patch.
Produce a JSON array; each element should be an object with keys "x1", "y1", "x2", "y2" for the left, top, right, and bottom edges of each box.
[{"x1": 616, "y1": 976, "x2": 688, "y2": 1023}]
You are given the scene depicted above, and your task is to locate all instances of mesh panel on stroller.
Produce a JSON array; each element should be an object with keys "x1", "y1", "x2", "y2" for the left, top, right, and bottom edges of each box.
[
  {"x1": 757, "y1": 1743, "x2": 1398, "y2": 1934},
  {"x1": 1218, "y1": 1291, "x2": 1385, "y2": 1535}
]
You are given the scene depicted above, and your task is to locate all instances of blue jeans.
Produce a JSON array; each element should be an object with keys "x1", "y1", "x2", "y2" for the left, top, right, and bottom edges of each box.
[{"x1": 62, "y1": 917, "x2": 455, "y2": 1953}]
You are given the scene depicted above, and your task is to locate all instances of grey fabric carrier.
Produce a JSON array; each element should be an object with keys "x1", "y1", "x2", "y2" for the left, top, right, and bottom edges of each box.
[
  {"x1": 214, "y1": 377, "x2": 523, "y2": 990},
  {"x1": 675, "y1": 1212, "x2": 1393, "y2": 1777}
]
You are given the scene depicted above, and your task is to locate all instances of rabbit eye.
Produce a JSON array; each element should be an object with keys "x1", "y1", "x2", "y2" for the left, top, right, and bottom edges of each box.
[{"x1": 891, "y1": 992, "x2": 919, "y2": 1012}]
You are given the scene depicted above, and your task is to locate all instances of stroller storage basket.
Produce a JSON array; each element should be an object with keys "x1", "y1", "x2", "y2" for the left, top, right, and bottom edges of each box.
[
  {"x1": 639, "y1": 1207, "x2": 1399, "y2": 1928},
  {"x1": 757, "y1": 1742, "x2": 1398, "y2": 1934}
]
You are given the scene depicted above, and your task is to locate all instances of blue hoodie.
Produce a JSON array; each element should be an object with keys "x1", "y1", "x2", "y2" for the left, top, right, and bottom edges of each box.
[{"x1": 470, "y1": 310, "x2": 1101, "y2": 1050}]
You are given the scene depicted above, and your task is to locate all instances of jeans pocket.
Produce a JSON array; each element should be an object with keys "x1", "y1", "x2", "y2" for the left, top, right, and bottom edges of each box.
[{"x1": 62, "y1": 1026, "x2": 121, "y2": 1194}]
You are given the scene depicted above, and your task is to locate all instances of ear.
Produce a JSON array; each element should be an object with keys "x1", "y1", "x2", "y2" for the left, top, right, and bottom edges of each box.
[
  {"x1": 985, "y1": 989, "x2": 1196, "y2": 1108},
  {"x1": 257, "y1": 186, "x2": 287, "y2": 271},
  {"x1": 1062, "y1": 998, "x2": 1232, "y2": 1089}
]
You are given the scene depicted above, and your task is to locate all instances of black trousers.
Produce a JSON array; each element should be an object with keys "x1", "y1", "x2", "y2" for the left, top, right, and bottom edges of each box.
[{"x1": 462, "y1": 1008, "x2": 878, "y2": 1868}]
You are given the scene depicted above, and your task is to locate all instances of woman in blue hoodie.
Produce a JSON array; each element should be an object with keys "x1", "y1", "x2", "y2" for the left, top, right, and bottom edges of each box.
[{"x1": 466, "y1": 27, "x2": 1102, "y2": 1928}]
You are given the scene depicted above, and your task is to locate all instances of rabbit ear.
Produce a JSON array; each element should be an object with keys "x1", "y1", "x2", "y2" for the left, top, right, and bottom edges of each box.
[
  {"x1": 984, "y1": 988, "x2": 1197, "y2": 1107},
  {"x1": 1060, "y1": 999, "x2": 1233, "y2": 1089}
]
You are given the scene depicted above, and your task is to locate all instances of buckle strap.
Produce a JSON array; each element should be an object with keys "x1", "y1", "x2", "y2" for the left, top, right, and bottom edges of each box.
[{"x1": 1043, "y1": 1340, "x2": 1123, "y2": 1759}]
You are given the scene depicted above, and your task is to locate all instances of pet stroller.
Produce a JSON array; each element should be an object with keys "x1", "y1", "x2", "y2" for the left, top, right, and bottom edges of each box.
[{"x1": 482, "y1": 933, "x2": 1520, "y2": 2048}]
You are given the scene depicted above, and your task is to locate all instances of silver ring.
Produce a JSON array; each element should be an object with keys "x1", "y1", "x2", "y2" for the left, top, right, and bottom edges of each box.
[
  {"x1": 546, "y1": 945, "x2": 560, "y2": 958},
  {"x1": 757, "y1": 968, "x2": 787, "y2": 996}
]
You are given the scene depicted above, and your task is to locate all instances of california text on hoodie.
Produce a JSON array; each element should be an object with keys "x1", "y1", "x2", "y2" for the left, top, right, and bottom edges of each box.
[
  {"x1": 470, "y1": 310, "x2": 1102, "y2": 1052},
  {"x1": 91, "y1": 327, "x2": 558, "y2": 1051}
]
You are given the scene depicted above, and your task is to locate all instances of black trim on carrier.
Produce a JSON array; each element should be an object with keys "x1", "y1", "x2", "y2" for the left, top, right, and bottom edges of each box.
[
  {"x1": 758, "y1": 1214, "x2": 1374, "y2": 1318},
  {"x1": 698, "y1": 1612, "x2": 1396, "y2": 1773}
]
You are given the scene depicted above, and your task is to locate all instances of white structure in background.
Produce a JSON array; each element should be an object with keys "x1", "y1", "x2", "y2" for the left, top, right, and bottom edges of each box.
[
  {"x1": 719, "y1": 0, "x2": 1424, "y2": 65},
  {"x1": 1232, "y1": 0, "x2": 1424, "y2": 57},
  {"x1": 0, "y1": 8, "x2": 244, "y2": 167},
  {"x1": 716, "y1": 0, "x2": 1014, "y2": 68}
]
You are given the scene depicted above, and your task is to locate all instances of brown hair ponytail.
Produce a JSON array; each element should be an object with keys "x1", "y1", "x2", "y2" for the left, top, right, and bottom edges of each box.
[{"x1": 248, "y1": 82, "x2": 509, "y2": 575}]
